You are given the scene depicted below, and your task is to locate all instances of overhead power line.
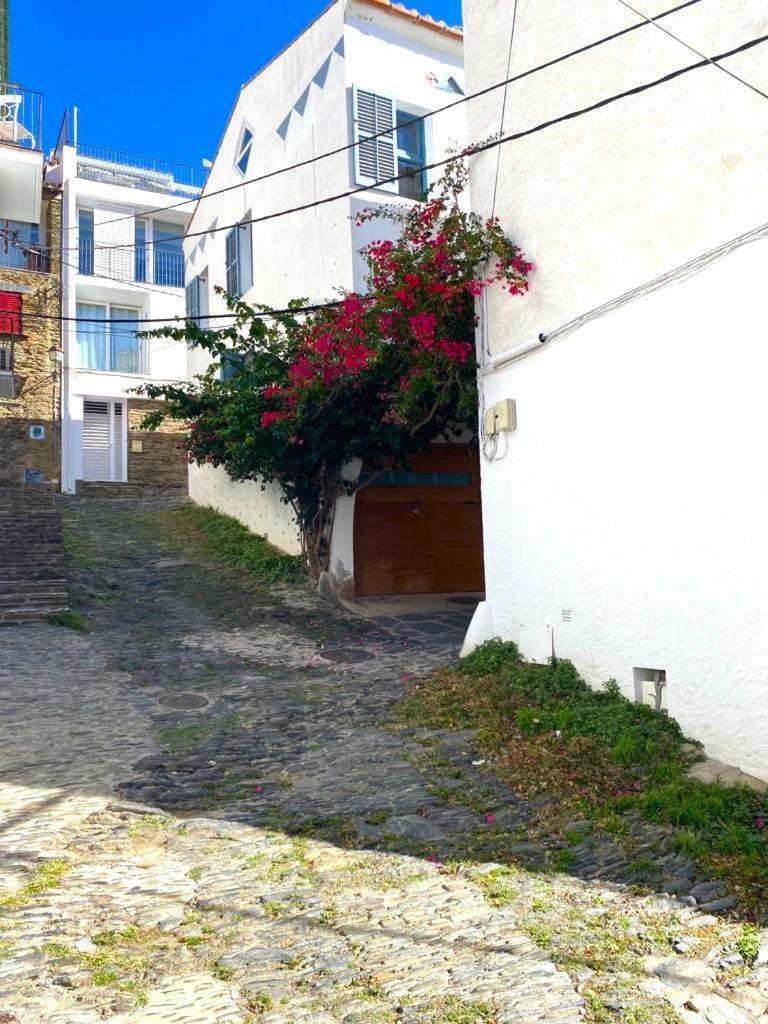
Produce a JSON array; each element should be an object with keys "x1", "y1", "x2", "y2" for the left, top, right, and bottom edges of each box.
[
  {"x1": 59, "y1": 0, "x2": 707, "y2": 242},
  {"x1": 614, "y1": 0, "x2": 768, "y2": 101},
  {"x1": 19, "y1": 300, "x2": 341, "y2": 326},
  {"x1": 67, "y1": 29, "x2": 768, "y2": 259}
]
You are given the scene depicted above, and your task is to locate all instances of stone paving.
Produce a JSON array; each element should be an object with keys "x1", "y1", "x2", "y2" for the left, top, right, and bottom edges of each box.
[{"x1": 0, "y1": 494, "x2": 766, "y2": 1024}]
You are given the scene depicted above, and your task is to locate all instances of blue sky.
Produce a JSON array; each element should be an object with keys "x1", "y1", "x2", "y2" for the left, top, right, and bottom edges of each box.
[{"x1": 13, "y1": 0, "x2": 463, "y2": 169}]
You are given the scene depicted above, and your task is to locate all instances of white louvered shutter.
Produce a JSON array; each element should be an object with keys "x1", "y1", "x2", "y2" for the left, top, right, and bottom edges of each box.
[
  {"x1": 94, "y1": 206, "x2": 134, "y2": 282},
  {"x1": 82, "y1": 400, "x2": 112, "y2": 481},
  {"x1": 353, "y1": 87, "x2": 398, "y2": 193}
]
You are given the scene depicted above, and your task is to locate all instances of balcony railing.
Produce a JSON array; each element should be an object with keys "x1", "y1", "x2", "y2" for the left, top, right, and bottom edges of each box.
[
  {"x1": 0, "y1": 225, "x2": 50, "y2": 273},
  {"x1": 0, "y1": 84, "x2": 42, "y2": 150},
  {"x1": 76, "y1": 143, "x2": 206, "y2": 198},
  {"x1": 79, "y1": 240, "x2": 183, "y2": 288}
]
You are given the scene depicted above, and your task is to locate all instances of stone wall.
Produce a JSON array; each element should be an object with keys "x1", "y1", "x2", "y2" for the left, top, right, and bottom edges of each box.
[
  {"x1": 0, "y1": 186, "x2": 62, "y2": 488},
  {"x1": 127, "y1": 398, "x2": 186, "y2": 489}
]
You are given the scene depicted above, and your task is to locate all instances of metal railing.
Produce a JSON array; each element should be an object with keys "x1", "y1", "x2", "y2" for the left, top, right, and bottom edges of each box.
[
  {"x1": 0, "y1": 336, "x2": 14, "y2": 372},
  {"x1": 76, "y1": 143, "x2": 206, "y2": 197},
  {"x1": 80, "y1": 242, "x2": 183, "y2": 288},
  {"x1": 0, "y1": 83, "x2": 42, "y2": 150},
  {"x1": 152, "y1": 249, "x2": 184, "y2": 287},
  {"x1": 0, "y1": 236, "x2": 50, "y2": 273}
]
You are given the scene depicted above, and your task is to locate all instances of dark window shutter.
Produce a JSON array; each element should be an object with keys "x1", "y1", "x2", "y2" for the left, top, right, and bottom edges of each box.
[{"x1": 225, "y1": 228, "x2": 239, "y2": 297}]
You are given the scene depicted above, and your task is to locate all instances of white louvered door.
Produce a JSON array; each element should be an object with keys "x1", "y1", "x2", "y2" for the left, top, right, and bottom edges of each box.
[
  {"x1": 353, "y1": 87, "x2": 398, "y2": 193},
  {"x1": 82, "y1": 399, "x2": 125, "y2": 481}
]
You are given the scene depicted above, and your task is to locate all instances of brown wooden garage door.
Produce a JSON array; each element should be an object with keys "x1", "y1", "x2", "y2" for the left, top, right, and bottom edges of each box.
[{"x1": 354, "y1": 444, "x2": 485, "y2": 596}]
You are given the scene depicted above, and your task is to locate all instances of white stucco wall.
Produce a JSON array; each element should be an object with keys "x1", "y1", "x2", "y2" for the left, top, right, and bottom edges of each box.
[
  {"x1": 184, "y1": 0, "x2": 465, "y2": 567},
  {"x1": 463, "y1": 0, "x2": 768, "y2": 778},
  {"x1": 188, "y1": 463, "x2": 302, "y2": 556}
]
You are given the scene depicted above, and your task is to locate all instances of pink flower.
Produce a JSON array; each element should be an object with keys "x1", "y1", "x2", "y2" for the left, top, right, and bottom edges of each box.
[
  {"x1": 484, "y1": 813, "x2": 496, "y2": 825},
  {"x1": 408, "y1": 312, "x2": 437, "y2": 348},
  {"x1": 254, "y1": 785, "x2": 263, "y2": 794},
  {"x1": 403, "y1": 273, "x2": 421, "y2": 288},
  {"x1": 260, "y1": 411, "x2": 284, "y2": 428},
  {"x1": 755, "y1": 817, "x2": 766, "y2": 830},
  {"x1": 426, "y1": 854, "x2": 442, "y2": 866}
]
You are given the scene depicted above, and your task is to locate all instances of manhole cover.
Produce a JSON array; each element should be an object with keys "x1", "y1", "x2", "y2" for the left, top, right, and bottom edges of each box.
[
  {"x1": 319, "y1": 647, "x2": 375, "y2": 664},
  {"x1": 157, "y1": 692, "x2": 210, "y2": 710}
]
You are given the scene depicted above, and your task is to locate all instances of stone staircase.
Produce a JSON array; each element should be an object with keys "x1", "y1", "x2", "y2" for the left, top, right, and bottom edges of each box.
[{"x1": 0, "y1": 487, "x2": 69, "y2": 624}]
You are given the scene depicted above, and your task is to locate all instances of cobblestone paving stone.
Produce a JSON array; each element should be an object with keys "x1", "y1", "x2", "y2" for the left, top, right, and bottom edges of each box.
[{"x1": 0, "y1": 495, "x2": 766, "y2": 1024}]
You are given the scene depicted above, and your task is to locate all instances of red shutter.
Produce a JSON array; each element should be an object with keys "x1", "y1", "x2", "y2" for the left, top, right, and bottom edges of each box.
[{"x1": 0, "y1": 292, "x2": 22, "y2": 335}]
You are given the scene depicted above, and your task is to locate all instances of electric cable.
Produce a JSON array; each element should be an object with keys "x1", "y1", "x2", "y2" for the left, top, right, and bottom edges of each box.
[
  {"x1": 57, "y1": 0, "x2": 709, "y2": 242},
  {"x1": 62, "y1": 28, "x2": 768, "y2": 257}
]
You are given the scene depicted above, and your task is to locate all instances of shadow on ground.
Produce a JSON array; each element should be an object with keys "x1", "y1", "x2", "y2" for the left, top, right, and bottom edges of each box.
[{"x1": 0, "y1": 494, "x2": 763, "y2": 1024}]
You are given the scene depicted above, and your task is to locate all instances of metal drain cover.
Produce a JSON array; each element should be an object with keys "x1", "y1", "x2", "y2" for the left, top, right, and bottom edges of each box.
[
  {"x1": 319, "y1": 647, "x2": 375, "y2": 664},
  {"x1": 157, "y1": 692, "x2": 210, "y2": 710}
]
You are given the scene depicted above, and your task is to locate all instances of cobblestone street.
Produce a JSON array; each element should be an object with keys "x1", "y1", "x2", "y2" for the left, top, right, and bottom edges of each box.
[{"x1": 0, "y1": 496, "x2": 766, "y2": 1024}]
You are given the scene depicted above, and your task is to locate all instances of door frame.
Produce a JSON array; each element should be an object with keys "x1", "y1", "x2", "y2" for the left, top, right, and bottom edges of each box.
[{"x1": 82, "y1": 396, "x2": 128, "y2": 483}]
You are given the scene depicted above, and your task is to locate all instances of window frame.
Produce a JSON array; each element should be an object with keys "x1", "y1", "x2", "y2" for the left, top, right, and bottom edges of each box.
[
  {"x1": 395, "y1": 107, "x2": 428, "y2": 201},
  {"x1": 352, "y1": 87, "x2": 429, "y2": 201},
  {"x1": 75, "y1": 300, "x2": 146, "y2": 375},
  {"x1": 234, "y1": 123, "x2": 255, "y2": 177}
]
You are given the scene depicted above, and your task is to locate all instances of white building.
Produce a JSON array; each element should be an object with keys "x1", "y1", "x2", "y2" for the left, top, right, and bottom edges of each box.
[
  {"x1": 462, "y1": 0, "x2": 768, "y2": 780},
  {"x1": 185, "y1": 0, "x2": 473, "y2": 595},
  {"x1": 47, "y1": 112, "x2": 204, "y2": 493}
]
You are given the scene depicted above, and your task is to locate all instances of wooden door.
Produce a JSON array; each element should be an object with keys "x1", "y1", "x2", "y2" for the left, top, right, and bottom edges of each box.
[{"x1": 354, "y1": 444, "x2": 484, "y2": 596}]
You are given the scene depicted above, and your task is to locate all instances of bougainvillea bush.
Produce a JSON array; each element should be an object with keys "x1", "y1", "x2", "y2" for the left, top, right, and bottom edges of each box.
[{"x1": 139, "y1": 157, "x2": 531, "y2": 579}]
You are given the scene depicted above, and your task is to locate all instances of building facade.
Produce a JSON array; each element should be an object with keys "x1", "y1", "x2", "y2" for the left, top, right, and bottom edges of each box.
[
  {"x1": 47, "y1": 112, "x2": 204, "y2": 493},
  {"x1": 184, "y1": 0, "x2": 468, "y2": 596},
  {"x1": 0, "y1": 80, "x2": 62, "y2": 488},
  {"x1": 462, "y1": 0, "x2": 768, "y2": 779}
]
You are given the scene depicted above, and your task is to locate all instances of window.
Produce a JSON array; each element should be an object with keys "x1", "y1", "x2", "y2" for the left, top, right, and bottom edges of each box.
[
  {"x1": 1, "y1": 220, "x2": 46, "y2": 272},
  {"x1": 135, "y1": 219, "x2": 148, "y2": 283},
  {"x1": 152, "y1": 221, "x2": 184, "y2": 287},
  {"x1": 78, "y1": 210, "x2": 94, "y2": 275},
  {"x1": 353, "y1": 89, "x2": 428, "y2": 200},
  {"x1": 220, "y1": 351, "x2": 245, "y2": 380},
  {"x1": 75, "y1": 302, "x2": 144, "y2": 374},
  {"x1": 0, "y1": 291, "x2": 22, "y2": 335},
  {"x1": 235, "y1": 125, "x2": 254, "y2": 176},
  {"x1": 396, "y1": 110, "x2": 427, "y2": 201},
  {"x1": 224, "y1": 223, "x2": 252, "y2": 298}
]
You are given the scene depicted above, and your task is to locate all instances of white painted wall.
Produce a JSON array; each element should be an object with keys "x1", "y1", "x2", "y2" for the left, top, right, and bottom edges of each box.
[
  {"x1": 463, "y1": 0, "x2": 768, "y2": 779},
  {"x1": 188, "y1": 463, "x2": 302, "y2": 555},
  {"x1": 184, "y1": 0, "x2": 465, "y2": 570},
  {"x1": 57, "y1": 144, "x2": 191, "y2": 491}
]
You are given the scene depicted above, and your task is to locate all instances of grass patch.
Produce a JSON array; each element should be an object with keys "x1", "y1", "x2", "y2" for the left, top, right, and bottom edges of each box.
[
  {"x1": 156, "y1": 504, "x2": 303, "y2": 585},
  {"x1": 0, "y1": 859, "x2": 70, "y2": 908},
  {"x1": 157, "y1": 713, "x2": 241, "y2": 753},
  {"x1": 395, "y1": 640, "x2": 768, "y2": 918},
  {"x1": 47, "y1": 609, "x2": 89, "y2": 632},
  {"x1": 474, "y1": 866, "x2": 518, "y2": 907}
]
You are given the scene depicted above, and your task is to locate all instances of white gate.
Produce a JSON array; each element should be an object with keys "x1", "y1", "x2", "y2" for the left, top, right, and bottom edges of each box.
[{"x1": 82, "y1": 399, "x2": 125, "y2": 481}]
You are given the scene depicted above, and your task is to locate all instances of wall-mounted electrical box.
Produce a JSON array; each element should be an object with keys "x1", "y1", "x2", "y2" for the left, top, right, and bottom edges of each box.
[
  {"x1": 131, "y1": 439, "x2": 143, "y2": 453},
  {"x1": 483, "y1": 398, "x2": 517, "y2": 437},
  {"x1": 29, "y1": 425, "x2": 45, "y2": 440}
]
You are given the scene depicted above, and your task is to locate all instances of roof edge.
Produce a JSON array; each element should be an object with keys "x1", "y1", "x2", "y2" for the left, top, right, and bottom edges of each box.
[{"x1": 355, "y1": 0, "x2": 463, "y2": 41}]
